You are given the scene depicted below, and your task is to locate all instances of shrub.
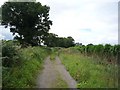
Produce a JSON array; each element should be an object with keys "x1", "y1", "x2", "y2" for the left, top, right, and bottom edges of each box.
[{"x1": 2, "y1": 40, "x2": 19, "y2": 67}]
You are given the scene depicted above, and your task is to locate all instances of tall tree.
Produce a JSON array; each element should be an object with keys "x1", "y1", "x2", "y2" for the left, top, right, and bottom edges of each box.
[
  {"x1": 1, "y1": 2, "x2": 52, "y2": 46},
  {"x1": 43, "y1": 33, "x2": 58, "y2": 47},
  {"x1": 66, "y1": 36, "x2": 75, "y2": 47}
]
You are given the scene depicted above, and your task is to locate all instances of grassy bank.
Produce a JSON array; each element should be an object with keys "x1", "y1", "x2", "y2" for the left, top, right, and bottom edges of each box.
[
  {"x1": 2, "y1": 46, "x2": 50, "y2": 88},
  {"x1": 59, "y1": 48, "x2": 118, "y2": 88}
]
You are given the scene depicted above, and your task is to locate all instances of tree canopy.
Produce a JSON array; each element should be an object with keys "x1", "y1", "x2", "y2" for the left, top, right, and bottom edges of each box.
[
  {"x1": 1, "y1": 1, "x2": 75, "y2": 48},
  {"x1": 44, "y1": 34, "x2": 75, "y2": 48},
  {"x1": 1, "y1": 2, "x2": 52, "y2": 46}
]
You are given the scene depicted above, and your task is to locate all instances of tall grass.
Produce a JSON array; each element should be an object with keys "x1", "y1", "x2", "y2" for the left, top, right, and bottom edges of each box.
[
  {"x1": 49, "y1": 47, "x2": 59, "y2": 60},
  {"x1": 2, "y1": 46, "x2": 50, "y2": 88},
  {"x1": 73, "y1": 44, "x2": 120, "y2": 64},
  {"x1": 59, "y1": 48, "x2": 118, "y2": 88}
]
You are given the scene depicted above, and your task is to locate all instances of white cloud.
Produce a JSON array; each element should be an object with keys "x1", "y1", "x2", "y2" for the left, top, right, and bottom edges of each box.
[
  {"x1": 41, "y1": 0, "x2": 118, "y2": 45},
  {"x1": 0, "y1": 0, "x2": 118, "y2": 45},
  {"x1": 0, "y1": 34, "x2": 5, "y2": 40},
  {"x1": 0, "y1": 0, "x2": 8, "y2": 6},
  {"x1": 0, "y1": 26, "x2": 13, "y2": 40}
]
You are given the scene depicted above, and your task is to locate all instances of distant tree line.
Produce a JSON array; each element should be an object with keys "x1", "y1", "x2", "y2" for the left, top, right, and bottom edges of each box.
[
  {"x1": 1, "y1": 2, "x2": 75, "y2": 48},
  {"x1": 44, "y1": 33, "x2": 75, "y2": 47}
]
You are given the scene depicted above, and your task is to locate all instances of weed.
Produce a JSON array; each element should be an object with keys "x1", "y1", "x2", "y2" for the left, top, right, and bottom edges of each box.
[
  {"x1": 2, "y1": 46, "x2": 49, "y2": 88},
  {"x1": 59, "y1": 49, "x2": 118, "y2": 88}
]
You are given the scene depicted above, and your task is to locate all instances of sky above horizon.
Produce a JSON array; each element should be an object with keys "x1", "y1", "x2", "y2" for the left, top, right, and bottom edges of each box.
[{"x1": 0, "y1": 0, "x2": 119, "y2": 45}]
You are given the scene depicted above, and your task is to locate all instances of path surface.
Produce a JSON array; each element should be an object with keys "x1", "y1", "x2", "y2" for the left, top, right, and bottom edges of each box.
[{"x1": 36, "y1": 56, "x2": 77, "y2": 88}]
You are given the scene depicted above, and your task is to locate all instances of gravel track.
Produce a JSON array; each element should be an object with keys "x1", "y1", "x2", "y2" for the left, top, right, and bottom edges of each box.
[{"x1": 36, "y1": 56, "x2": 77, "y2": 88}]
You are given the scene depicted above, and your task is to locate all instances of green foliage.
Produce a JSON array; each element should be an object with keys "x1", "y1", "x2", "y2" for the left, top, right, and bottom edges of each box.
[
  {"x1": 49, "y1": 47, "x2": 59, "y2": 60},
  {"x1": 74, "y1": 44, "x2": 120, "y2": 63},
  {"x1": 50, "y1": 53, "x2": 56, "y2": 61},
  {"x1": 1, "y1": 2, "x2": 52, "y2": 46},
  {"x1": 51, "y1": 74, "x2": 68, "y2": 88},
  {"x1": 44, "y1": 33, "x2": 58, "y2": 47},
  {"x1": 2, "y1": 43, "x2": 49, "y2": 88},
  {"x1": 59, "y1": 48, "x2": 118, "y2": 88},
  {"x1": 44, "y1": 34, "x2": 75, "y2": 48},
  {"x1": 2, "y1": 40, "x2": 20, "y2": 67},
  {"x1": 2, "y1": 59, "x2": 40, "y2": 87},
  {"x1": 1, "y1": 1, "x2": 75, "y2": 48},
  {"x1": 57, "y1": 36, "x2": 75, "y2": 48}
]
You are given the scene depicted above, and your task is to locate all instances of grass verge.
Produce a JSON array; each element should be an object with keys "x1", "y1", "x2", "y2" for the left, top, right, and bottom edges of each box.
[
  {"x1": 2, "y1": 46, "x2": 50, "y2": 88},
  {"x1": 59, "y1": 48, "x2": 118, "y2": 88}
]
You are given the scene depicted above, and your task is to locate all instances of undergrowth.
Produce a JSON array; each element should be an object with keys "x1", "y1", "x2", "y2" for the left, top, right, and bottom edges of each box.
[
  {"x1": 2, "y1": 46, "x2": 50, "y2": 88},
  {"x1": 59, "y1": 48, "x2": 118, "y2": 88}
]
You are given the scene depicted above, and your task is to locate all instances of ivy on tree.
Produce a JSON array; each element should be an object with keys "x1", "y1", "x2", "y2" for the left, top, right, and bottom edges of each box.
[{"x1": 1, "y1": 2, "x2": 52, "y2": 46}]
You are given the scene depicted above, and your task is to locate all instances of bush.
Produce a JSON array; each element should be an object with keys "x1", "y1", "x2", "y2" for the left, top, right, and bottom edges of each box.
[
  {"x1": 2, "y1": 45, "x2": 50, "y2": 88},
  {"x1": 2, "y1": 40, "x2": 19, "y2": 67}
]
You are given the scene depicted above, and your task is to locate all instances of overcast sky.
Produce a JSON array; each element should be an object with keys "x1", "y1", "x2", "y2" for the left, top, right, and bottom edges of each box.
[{"x1": 0, "y1": 0, "x2": 119, "y2": 45}]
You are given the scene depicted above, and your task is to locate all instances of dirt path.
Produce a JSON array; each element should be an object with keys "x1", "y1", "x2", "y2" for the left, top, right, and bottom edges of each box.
[{"x1": 36, "y1": 56, "x2": 77, "y2": 88}]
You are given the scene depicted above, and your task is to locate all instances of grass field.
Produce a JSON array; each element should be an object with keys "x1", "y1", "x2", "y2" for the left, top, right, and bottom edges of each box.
[{"x1": 59, "y1": 48, "x2": 118, "y2": 88}]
